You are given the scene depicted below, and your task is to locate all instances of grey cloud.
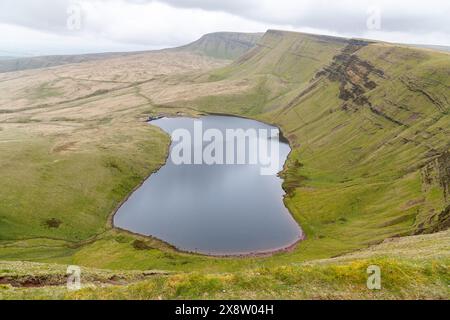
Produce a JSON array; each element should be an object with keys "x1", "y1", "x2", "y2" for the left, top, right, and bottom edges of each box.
[
  {"x1": 142, "y1": 0, "x2": 450, "y2": 35},
  {"x1": 0, "y1": 0, "x2": 449, "y2": 56},
  {"x1": 0, "y1": 0, "x2": 71, "y2": 32},
  {"x1": 2, "y1": 0, "x2": 450, "y2": 36},
  {"x1": 128, "y1": 0, "x2": 257, "y2": 13}
]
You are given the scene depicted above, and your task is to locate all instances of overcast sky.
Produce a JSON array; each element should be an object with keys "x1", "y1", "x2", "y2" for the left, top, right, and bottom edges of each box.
[{"x1": 1, "y1": 0, "x2": 449, "y2": 56}]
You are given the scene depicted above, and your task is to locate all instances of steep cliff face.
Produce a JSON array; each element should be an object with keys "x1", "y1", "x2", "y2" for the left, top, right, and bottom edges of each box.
[
  {"x1": 422, "y1": 152, "x2": 450, "y2": 201},
  {"x1": 417, "y1": 152, "x2": 450, "y2": 234},
  {"x1": 179, "y1": 30, "x2": 450, "y2": 242}
]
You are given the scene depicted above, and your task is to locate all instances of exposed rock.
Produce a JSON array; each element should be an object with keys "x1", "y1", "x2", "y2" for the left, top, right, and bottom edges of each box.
[
  {"x1": 316, "y1": 40, "x2": 385, "y2": 111},
  {"x1": 421, "y1": 152, "x2": 450, "y2": 201},
  {"x1": 132, "y1": 239, "x2": 152, "y2": 250},
  {"x1": 431, "y1": 205, "x2": 450, "y2": 232},
  {"x1": 44, "y1": 218, "x2": 62, "y2": 229},
  {"x1": 415, "y1": 152, "x2": 450, "y2": 234}
]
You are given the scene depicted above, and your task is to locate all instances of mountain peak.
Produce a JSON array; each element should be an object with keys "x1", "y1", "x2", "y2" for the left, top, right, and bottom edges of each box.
[{"x1": 173, "y1": 32, "x2": 263, "y2": 60}]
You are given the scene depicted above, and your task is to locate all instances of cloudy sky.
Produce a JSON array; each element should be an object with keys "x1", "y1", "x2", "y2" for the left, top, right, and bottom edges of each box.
[{"x1": 1, "y1": 0, "x2": 449, "y2": 56}]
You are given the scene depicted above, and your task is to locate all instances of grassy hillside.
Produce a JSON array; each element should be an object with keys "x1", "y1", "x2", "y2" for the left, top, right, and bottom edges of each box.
[
  {"x1": 1, "y1": 230, "x2": 448, "y2": 299},
  {"x1": 173, "y1": 31, "x2": 450, "y2": 255},
  {"x1": 0, "y1": 30, "x2": 448, "y2": 299}
]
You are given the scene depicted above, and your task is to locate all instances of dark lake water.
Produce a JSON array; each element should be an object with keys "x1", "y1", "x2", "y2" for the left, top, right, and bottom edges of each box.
[{"x1": 113, "y1": 116, "x2": 302, "y2": 255}]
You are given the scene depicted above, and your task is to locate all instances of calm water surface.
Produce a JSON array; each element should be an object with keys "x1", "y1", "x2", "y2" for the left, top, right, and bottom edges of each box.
[{"x1": 114, "y1": 116, "x2": 302, "y2": 255}]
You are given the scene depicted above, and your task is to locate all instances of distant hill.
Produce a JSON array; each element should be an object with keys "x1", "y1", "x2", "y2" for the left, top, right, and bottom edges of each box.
[
  {"x1": 0, "y1": 52, "x2": 135, "y2": 74},
  {"x1": 171, "y1": 32, "x2": 263, "y2": 60},
  {"x1": 409, "y1": 44, "x2": 450, "y2": 53},
  {"x1": 0, "y1": 32, "x2": 262, "y2": 74}
]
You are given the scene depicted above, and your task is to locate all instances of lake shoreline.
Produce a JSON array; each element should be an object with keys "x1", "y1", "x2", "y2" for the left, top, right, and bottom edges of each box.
[{"x1": 109, "y1": 113, "x2": 304, "y2": 258}]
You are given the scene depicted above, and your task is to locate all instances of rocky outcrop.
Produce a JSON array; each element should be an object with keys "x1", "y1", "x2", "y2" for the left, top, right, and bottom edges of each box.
[
  {"x1": 415, "y1": 152, "x2": 450, "y2": 234},
  {"x1": 316, "y1": 40, "x2": 384, "y2": 108},
  {"x1": 431, "y1": 205, "x2": 450, "y2": 233},
  {"x1": 422, "y1": 152, "x2": 450, "y2": 201}
]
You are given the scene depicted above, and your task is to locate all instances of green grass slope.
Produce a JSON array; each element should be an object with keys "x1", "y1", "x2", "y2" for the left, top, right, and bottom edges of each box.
[
  {"x1": 1, "y1": 230, "x2": 448, "y2": 300},
  {"x1": 0, "y1": 115, "x2": 169, "y2": 242},
  {"x1": 172, "y1": 31, "x2": 450, "y2": 256}
]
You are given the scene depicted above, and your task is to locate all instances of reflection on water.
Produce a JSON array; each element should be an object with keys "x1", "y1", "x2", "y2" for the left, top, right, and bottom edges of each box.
[{"x1": 114, "y1": 116, "x2": 302, "y2": 255}]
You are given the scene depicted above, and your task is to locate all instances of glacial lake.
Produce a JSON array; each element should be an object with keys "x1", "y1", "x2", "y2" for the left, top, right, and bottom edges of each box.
[{"x1": 113, "y1": 116, "x2": 303, "y2": 255}]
